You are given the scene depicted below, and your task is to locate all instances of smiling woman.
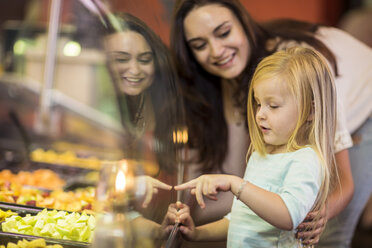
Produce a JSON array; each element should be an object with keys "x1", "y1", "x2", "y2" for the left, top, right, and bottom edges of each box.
[
  {"x1": 183, "y1": 4, "x2": 250, "y2": 79},
  {"x1": 102, "y1": 14, "x2": 186, "y2": 195},
  {"x1": 105, "y1": 31, "x2": 155, "y2": 96}
]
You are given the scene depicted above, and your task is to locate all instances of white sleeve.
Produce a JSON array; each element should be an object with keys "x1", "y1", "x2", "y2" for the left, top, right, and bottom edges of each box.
[{"x1": 335, "y1": 99, "x2": 353, "y2": 152}]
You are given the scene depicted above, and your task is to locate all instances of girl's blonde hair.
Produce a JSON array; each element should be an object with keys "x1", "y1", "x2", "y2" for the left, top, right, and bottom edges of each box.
[{"x1": 247, "y1": 46, "x2": 337, "y2": 234}]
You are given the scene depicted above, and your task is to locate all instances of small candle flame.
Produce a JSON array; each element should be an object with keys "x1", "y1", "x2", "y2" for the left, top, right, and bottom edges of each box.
[{"x1": 115, "y1": 169, "x2": 126, "y2": 192}]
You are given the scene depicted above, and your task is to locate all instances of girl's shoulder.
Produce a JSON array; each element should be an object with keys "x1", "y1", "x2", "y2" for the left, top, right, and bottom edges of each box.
[
  {"x1": 287, "y1": 148, "x2": 321, "y2": 173},
  {"x1": 290, "y1": 146, "x2": 318, "y2": 159},
  {"x1": 249, "y1": 148, "x2": 320, "y2": 176},
  {"x1": 293, "y1": 146, "x2": 316, "y2": 153},
  {"x1": 251, "y1": 147, "x2": 318, "y2": 162}
]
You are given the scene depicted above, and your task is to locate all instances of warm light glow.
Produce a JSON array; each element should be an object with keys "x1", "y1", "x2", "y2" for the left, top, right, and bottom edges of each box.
[
  {"x1": 63, "y1": 41, "x2": 81, "y2": 57},
  {"x1": 177, "y1": 130, "x2": 182, "y2": 143},
  {"x1": 119, "y1": 160, "x2": 129, "y2": 173},
  {"x1": 182, "y1": 128, "x2": 188, "y2": 144},
  {"x1": 115, "y1": 170, "x2": 126, "y2": 192},
  {"x1": 173, "y1": 131, "x2": 177, "y2": 144},
  {"x1": 173, "y1": 128, "x2": 188, "y2": 144}
]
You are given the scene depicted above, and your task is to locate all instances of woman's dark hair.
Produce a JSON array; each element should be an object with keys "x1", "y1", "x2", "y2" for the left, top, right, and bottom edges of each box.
[
  {"x1": 108, "y1": 13, "x2": 184, "y2": 173},
  {"x1": 171, "y1": 0, "x2": 337, "y2": 173}
]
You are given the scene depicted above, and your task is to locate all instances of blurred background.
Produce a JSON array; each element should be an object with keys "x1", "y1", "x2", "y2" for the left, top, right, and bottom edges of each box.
[{"x1": 0, "y1": 0, "x2": 371, "y2": 247}]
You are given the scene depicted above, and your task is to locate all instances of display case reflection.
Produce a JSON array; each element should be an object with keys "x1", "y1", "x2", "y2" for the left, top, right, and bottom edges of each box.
[
  {"x1": 95, "y1": 8, "x2": 187, "y2": 247},
  {"x1": 92, "y1": 160, "x2": 138, "y2": 248},
  {"x1": 0, "y1": 0, "x2": 125, "y2": 169},
  {"x1": 95, "y1": 159, "x2": 159, "y2": 211},
  {"x1": 102, "y1": 12, "x2": 185, "y2": 174},
  {"x1": 93, "y1": 159, "x2": 176, "y2": 248},
  {"x1": 0, "y1": 0, "x2": 187, "y2": 246}
]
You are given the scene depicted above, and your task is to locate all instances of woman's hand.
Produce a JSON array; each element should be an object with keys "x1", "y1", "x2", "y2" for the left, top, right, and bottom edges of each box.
[
  {"x1": 161, "y1": 202, "x2": 178, "y2": 238},
  {"x1": 296, "y1": 205, "x2": 327, "y2": 245},
  {"x1": 175, "y1": 174, "x2": 233, "y2": 208},
  {"x1": 136, "y1": 176, "x2": 172, "y2": 208},
  {"x1": 161, "y1": 201, "x2": 196, "y2": 240}
]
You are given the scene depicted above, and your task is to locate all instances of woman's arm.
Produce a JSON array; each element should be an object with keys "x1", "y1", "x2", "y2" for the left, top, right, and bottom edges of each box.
[{"x1": 327, "y1": 148, "x2": 354, "y2": 219}]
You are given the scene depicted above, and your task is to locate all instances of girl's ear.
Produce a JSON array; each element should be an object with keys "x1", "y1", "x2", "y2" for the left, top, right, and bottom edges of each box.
[{"x1": 307, "y1": 100, "x2": 315, "y2": 121}]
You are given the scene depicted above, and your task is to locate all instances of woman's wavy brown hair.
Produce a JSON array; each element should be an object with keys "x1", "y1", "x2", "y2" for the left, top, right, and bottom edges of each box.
[{"x1": 171, "y1": 0, "x2": 337, "y2": 173}]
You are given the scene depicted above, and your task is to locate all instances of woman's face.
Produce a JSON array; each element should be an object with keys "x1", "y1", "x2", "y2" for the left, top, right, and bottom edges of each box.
[
  {"x1": 184, "y1": 4, "x2": 250, "y2": 79},
  {"x1": 105, "y1": 31, "x2": 155, "y2": 96}
]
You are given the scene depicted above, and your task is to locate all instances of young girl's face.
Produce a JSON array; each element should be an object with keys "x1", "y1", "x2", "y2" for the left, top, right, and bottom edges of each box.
[
  {"x1": 105, "y1": 31, "x2": 155, "y2": 96},
  {"x1": 253, "y1": 78, "x2": 299, "y2": 153},
  {"x1": 183, "y1": 4, "x2": 250, "y2": 79}
]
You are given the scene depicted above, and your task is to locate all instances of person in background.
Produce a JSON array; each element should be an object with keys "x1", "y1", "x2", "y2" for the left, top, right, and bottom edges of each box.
[
  {"x1": 339, "y1": 0, "x2": 372, "y2": 233},
  {"x1": 171, "y1": 47, "x2": 337, "y2": 247},
  {"x1": 339, "y1": 0, "x2": 372, "y2": 48},
  {"x1": 170, "y1": 0, "x2": 372, "y2": 246}
]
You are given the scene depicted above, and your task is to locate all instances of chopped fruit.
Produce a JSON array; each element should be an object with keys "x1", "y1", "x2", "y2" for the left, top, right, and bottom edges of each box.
[{"x1": 2, "y1": 209, "x2": 96, "y2": 242}]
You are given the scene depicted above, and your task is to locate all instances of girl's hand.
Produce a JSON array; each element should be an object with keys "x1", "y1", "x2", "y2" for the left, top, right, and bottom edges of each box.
[
  {"x1": 136, "y1": 176, "x2": 172, "y2": 208},
  {"x1": 175, "y1": 175, "x2": 233, "y2": 208},
  {"x1": 161, "y1": 202, "x2": 196, "y2": 240},
  {"x1": 161, "y1": 202, "x2": 179, "y2": 238},
  {"x1": 296, "y1": 205, "x2": 327, "y2": 245}
]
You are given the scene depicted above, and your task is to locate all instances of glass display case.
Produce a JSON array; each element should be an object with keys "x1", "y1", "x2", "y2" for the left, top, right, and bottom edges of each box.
[{"x1": 0, "y1": 1, "x2": 185, "y2": 247}]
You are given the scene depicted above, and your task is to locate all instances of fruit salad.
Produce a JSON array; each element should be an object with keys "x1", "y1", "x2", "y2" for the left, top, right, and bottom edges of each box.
[{"x1": 2, "y1": 209, "x2": 96, "y2": 242}]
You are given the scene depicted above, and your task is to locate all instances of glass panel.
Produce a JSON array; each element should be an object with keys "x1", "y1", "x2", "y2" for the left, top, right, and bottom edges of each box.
[{"x1": 0, "y1": 0, "x2": 185, "y2": 246}]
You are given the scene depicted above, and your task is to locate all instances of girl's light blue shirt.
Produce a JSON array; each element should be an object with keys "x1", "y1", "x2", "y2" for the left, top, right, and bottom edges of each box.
[{"x1": 226, "y1": 147, "x2": 322, "y2": 248}]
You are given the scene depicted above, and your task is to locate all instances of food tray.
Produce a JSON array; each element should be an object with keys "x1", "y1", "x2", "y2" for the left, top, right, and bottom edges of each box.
[
  {"x1": 0, "y1": 202, "x2": 42, "y2": 215},
  {"x1": 0, "y1": 204, "x2": 90, "y2": 248},
  {"x1": 1, "y1": 161, "x2": 96, "y2": 180},
  {"x1": 0, "y1": 232, "x2": 89, "y2": 248}
]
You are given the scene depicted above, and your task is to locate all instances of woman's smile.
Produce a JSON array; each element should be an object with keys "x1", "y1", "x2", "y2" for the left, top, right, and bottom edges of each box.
[
  {"x1": 213, "y1": 52, "x2": 236, "y2": 68},
  {"x1": 184, "y1": 4, "x2": 250, "y2": 79},
  {"x1": 123, "y1": 76, "x2": 145, "y2": 84}
]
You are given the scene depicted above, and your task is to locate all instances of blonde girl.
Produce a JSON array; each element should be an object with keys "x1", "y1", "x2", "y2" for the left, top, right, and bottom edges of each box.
[{"x1": 173, "y1": 47, "x2": 337, "y2": 247}]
